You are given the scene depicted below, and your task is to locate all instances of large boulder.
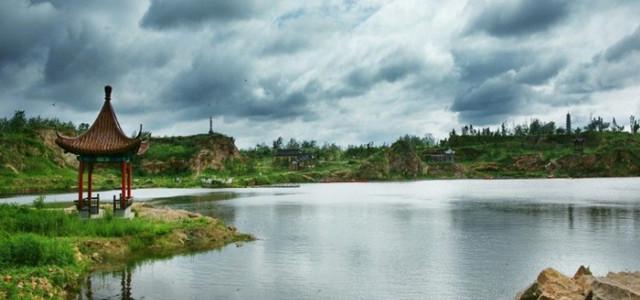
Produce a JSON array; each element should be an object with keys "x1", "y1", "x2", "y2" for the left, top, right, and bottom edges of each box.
[
  {"x1": 516, "y1": 267, "x2": 589, "y2": 300},
  {"x1": 591, "y1": 271, "x2": 640, "y2": 300},
  {"x1": 517, "y1": 267, "x2": 640, "y2": 300}
]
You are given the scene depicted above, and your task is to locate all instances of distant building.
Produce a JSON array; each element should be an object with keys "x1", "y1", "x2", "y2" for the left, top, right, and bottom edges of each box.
[
  {"x1": 209, "y1": 116, "x2": 214, "y2": 135},
  {"x1": 425, "y1": 148, "x2": 455, "y2": 163},
  {"x1": 274, "y1": 149, "x2": 316, "y2": 170}
]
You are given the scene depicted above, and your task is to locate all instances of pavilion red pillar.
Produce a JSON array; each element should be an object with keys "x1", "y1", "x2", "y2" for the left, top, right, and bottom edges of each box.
[
  {"x1": 88, "y1": 163, "x2": 93, "y2": 202},
  {"x1": 121, "y1": 161, "x2": 126, "y2": 208},
  {"x1": 78, "y1": 161, "x2": 84, "y2": 208},
  {"x1": 127, "y1": 162, "x2": 132, "y2": 199}
]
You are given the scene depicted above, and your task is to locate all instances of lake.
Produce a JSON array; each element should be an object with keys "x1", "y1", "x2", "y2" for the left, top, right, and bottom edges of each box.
[{"x1": 7, "y1": 178, "x2": 640, "y2": 299}]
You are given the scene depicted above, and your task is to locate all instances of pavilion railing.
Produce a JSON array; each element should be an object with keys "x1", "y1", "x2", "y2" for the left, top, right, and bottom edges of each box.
[
  {"x1": 112, "y1": 194, "x2": 133, "y2": 211},
  {"x1": 74, "y1": 194, "x2": 100, "y2": 215}
]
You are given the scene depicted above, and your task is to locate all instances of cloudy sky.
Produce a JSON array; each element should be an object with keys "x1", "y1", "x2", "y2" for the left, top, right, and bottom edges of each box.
[{"x1": 2, "y1": 0, "x2": 640, "y2": 148}]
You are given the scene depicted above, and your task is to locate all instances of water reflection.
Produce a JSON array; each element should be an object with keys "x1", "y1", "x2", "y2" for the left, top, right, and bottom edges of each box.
[
  {"x1": 79, "y1": 267, "x2": 132, "y2": 300},
  {"x1": 79, "y1": 180, "x2": 640, "y2": 300}
]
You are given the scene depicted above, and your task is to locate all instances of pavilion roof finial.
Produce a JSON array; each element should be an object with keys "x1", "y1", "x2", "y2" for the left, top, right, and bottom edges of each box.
[{"x1": 105, "y1": 85, "x2": 112, "y2": 101}]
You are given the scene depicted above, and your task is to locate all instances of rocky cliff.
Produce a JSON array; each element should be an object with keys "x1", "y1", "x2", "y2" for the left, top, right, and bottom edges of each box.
[{"x1": 139, "y1": 133, "x2": 241, "y2": 176}]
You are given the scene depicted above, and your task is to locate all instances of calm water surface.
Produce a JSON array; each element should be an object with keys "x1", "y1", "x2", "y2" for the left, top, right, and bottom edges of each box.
[{"x1": 42, "y1": 179, "x2": 640, "y2": 299}]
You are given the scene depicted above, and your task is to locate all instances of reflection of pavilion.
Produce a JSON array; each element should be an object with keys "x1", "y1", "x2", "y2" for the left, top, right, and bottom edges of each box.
[
  {"x1": 55, "y1": 86, "x2": 148, "y2": 218},
  {"x1": 80, "y1": 266, "x2": 133, "y2": 300}
]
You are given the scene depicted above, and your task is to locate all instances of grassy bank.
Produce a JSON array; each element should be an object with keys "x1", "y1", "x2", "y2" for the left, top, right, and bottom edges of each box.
[{"x1": 0, "y1": 203, "x2": 253, "y2": 299}]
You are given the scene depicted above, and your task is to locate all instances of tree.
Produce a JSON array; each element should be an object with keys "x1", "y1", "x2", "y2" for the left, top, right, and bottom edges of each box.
[
  {"x1": 540, "y1": 121, "x2": 556, "y2": 135},
  {"x1": 529, "y1": 119, "x2": 542, "y2": 135},
  {"x1": 9, "y1": 111, "x2": 27, "y2": 131},
  {"x1": 286, "y1": 138, "x2": 300, "y2": 149},
  {"x1": 611, "y1": 118, "x2": 624, "y2": 132},
  {"x1": 272, "y1": 137, "x2": 283, "y2": 150},
  {"x1": 631, "y1": 115, "x2": 639, "y2": 134},
  {"x1": 77, "y1": 123, "x2": 90, "y2": 133},
  {"x1": 586, "y1": 117, "x2": 609, "y2": 132}
]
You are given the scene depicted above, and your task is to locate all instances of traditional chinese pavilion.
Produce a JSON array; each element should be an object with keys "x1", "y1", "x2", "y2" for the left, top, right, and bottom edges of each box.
[{"x1": 55, "y1": 85, "x2": 148, "y2": 217}]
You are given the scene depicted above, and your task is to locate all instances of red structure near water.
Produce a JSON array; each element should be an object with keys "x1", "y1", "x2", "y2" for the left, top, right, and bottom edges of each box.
[{"x1": 55, "y1": 85, "x2": 148, "y2": 217}]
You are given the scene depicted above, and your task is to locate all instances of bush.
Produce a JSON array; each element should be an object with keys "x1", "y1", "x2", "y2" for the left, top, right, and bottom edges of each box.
[
  {"x1": 32, "y1": 195, "x2": 45, "y2": 209},
  {"x1": 0, "y1": 234, "x2": 75, "y2": 268}
]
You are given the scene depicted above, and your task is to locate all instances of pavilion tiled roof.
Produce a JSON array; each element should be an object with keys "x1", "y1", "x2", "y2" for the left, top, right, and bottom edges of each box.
[{"x1": 55, "y1": 86, "x2": 148, "y2": 156}]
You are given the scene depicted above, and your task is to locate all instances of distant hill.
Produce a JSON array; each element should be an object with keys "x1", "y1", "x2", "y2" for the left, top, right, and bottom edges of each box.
[{"x1": 2, "y1": 112, "x2": 640, "y2": 195}]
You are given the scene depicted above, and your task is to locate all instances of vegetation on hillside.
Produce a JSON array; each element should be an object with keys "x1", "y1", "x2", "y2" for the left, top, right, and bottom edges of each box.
[{"x1": 2, "y1": 111, "x2": 640, "y2": 195}]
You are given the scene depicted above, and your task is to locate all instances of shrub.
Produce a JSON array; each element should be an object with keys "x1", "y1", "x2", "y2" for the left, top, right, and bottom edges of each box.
[{"x1": 32, "y1": 195, "x2": 45, "y2": 209}]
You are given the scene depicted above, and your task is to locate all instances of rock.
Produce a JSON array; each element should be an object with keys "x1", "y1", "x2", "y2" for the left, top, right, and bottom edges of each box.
[
  {"x1": 517, "y1": 267, "x2": 640, "y2": 300},
  {"x1": 516, "y1": 267, "x2": 589, "y2": 300},
  {"x1": 545, "y1": 160, "x2": 560, "y2": 173},
  {"x1": 91, "y1": 252, "x2": 102, "y2": 263},
  {"x1": 591, "y1": 272, "x2": 640, "y2": 300},
  {"x1": 573, "y1": 266, "x2": 595, "y2": 295}
]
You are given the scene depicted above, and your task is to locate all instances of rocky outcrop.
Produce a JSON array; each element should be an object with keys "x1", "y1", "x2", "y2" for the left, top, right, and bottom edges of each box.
[
  {"x1": 387, "y1": 140, "x2": 423, "y2": 177},
  {"x1": 189, "y1": 135, "x2": 241, "y2": 174},
  {"x1": 139, "y1": 134, "x2": 241, "y2": 175},
  {"x1": 356, "y1": 154, "x2": 389, "y2": 179},
  {"x1": 37, "y1": 129, "x2": 78, "y2": 168},
  {"x1": 514, "y1": 154, "x2": 544, "y2": 171},
  {"x1": 592, "y1": 271, "x2": 640, "y2": 300},
  {"x1": 517, "y1": 266, "x2": 640, "y2": 300}
]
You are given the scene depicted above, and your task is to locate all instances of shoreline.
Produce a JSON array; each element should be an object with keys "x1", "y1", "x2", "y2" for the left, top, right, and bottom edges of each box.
[
  {"x1": 0, "y1": 203, "x2": 254, "y2": 299},
  {"x1": 3, "y1": 175, "x2": 640, "y2": 200}
]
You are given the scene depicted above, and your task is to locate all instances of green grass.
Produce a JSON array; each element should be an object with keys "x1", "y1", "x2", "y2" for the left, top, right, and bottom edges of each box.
[
  {"x1": 0, "y1": 203, "x2": 250, "y2": 298},
  {"x1": 0, "y1": 233, "x2": 75, "y2": 268},
  {"x1": 0, "y1": 204, "x2": 174, "y2": 238}
]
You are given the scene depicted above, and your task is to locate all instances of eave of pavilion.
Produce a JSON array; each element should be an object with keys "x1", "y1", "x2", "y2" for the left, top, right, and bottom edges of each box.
[{"x1": 55, "y1": 86, "x2": 148, "y2": 158}]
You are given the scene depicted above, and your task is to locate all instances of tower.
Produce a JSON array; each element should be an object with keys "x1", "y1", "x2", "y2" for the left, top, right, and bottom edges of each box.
[
  {"x1": 566, "y1": 112, "x2": 571, "y2": 135},
  {"x1": 209, "y1": 116, "x2": 213, "y2": 135}
]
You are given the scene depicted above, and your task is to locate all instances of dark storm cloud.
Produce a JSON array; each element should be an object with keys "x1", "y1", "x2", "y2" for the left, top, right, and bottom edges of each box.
[
  {"x1": 514, "y1": 56, "x2": 566, "y2": 85},
  {"x1": 451, "y1": 45, "x2": 566, "y2": 123},
  {"x1": 559, "y1": 25, "x2": 640, "y2": 94},
  {"x1": 453, "y1": 49, "x2": 529, "y2": 83},
  {"x1": 261, "y1": 34, "x2": 310, "y2": 56},
  {"x1": 3, "y1": 0, "x2": 640, "y2": 146},
  {"x1": 44, "y1": 26, "x2": 123, "y2": 84},
  {"x1": 27, "y1": 20, "x2": 171, "y2": 112},
  {"x1": 140, "y1": 0, "x2": 261, "y2": 30},
  {"x1": 467, "y1": 0, "x2": 570, "y2": 37},
  {"x1": 0, "y1": 1, "x2": 58, "y2": 69},
  {"x1": 335, "y1": 50, "x2": 425, "y2": 98},
  {"x1": 452, "y1": 73, "x2": 531, "y2": 124},
  {"x1": 604, "y1": 26, "x2": 640, "y2": 62},
  {"x1": 162, "y1": 54, "x2": 314, "y2": 121}
]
